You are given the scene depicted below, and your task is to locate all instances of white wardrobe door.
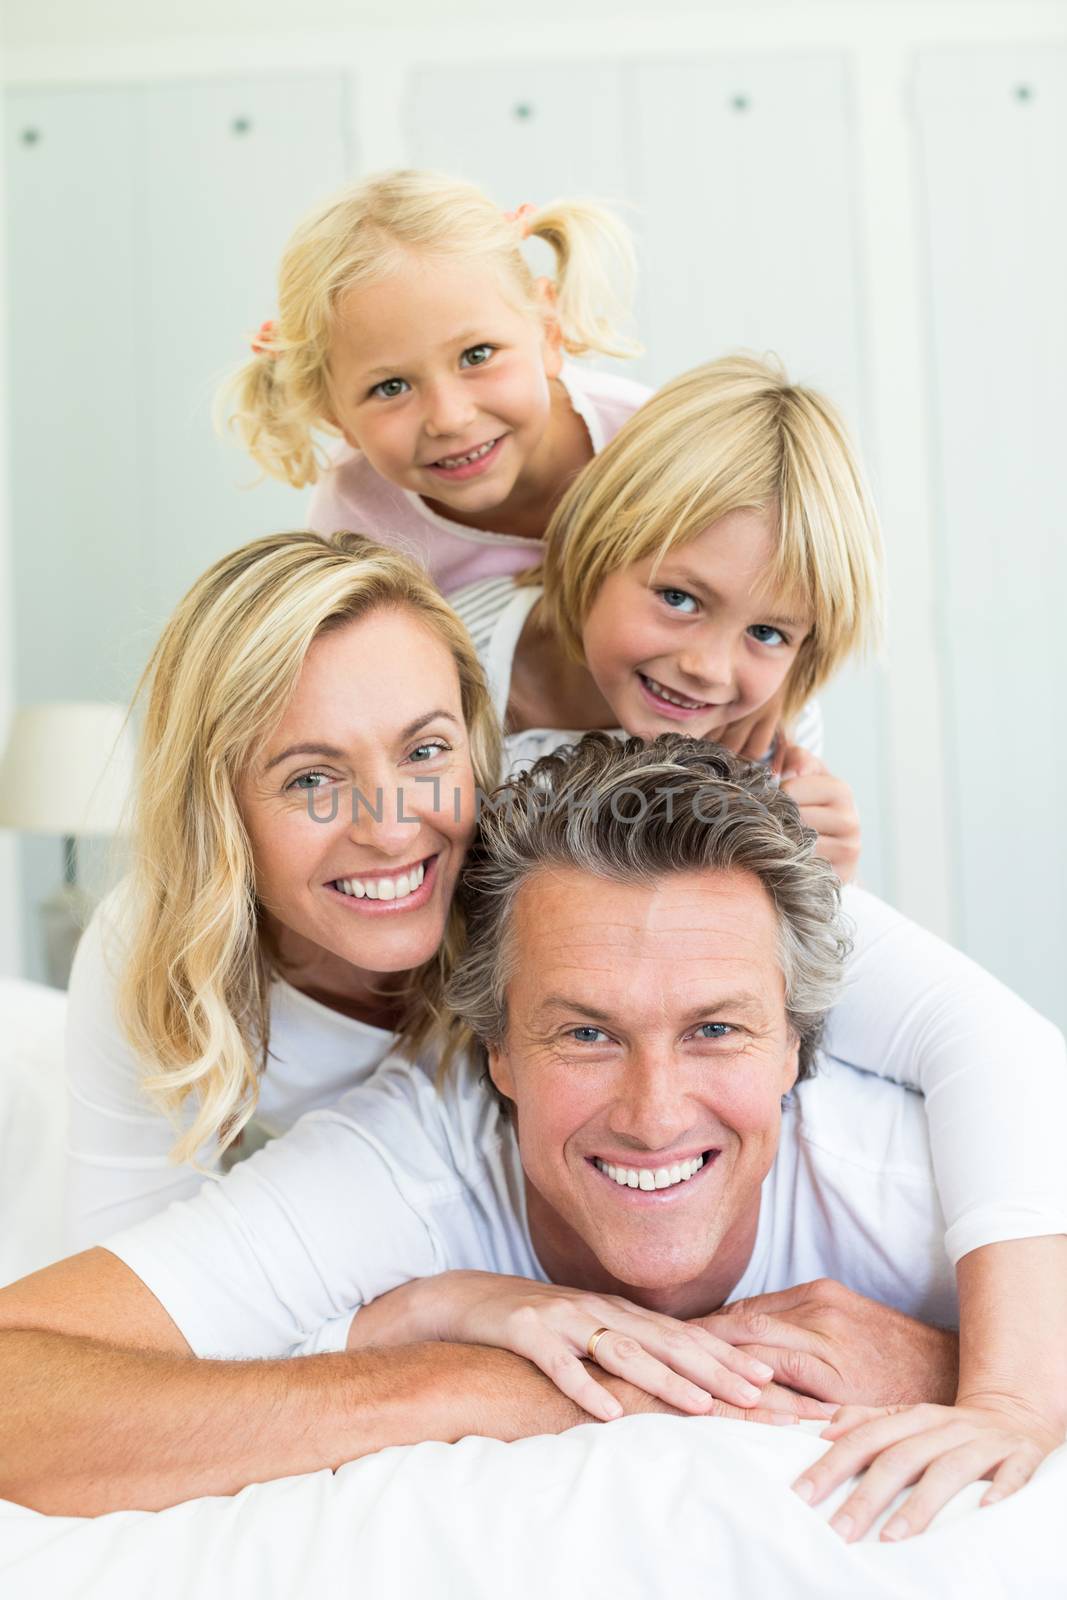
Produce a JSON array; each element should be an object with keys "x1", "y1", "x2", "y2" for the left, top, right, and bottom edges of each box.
[
  {"x1": 139, "y1": 77, "x2": 352, "y2": 635},
  {"x1": 405, "y1": 61, "x2": 630, "y2": 209},
  {"x1": 6, "y1": 89, "x2": 145, "y2": 706},
  {"x1": 5, "y1": 77, "x2": 352, "y2": 977},
  {"x1": 916, "y1": 47, "x2": 1067, "y2": 1026}
]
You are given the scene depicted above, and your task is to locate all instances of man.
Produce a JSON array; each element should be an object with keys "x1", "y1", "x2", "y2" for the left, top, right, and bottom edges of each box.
[{"x1": 0, "y1": 738, "x2": 983, "y2": 1516}]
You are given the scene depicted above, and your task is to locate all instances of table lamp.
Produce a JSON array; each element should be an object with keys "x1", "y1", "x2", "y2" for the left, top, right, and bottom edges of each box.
[{"x1": 0, "y1": 702, "x2": 136, "y2": 986}]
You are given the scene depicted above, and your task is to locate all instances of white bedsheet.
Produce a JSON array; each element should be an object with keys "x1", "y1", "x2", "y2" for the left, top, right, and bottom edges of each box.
[{"x1": 2, "y1": 1418, "x2": 1063, "y2": 1600}]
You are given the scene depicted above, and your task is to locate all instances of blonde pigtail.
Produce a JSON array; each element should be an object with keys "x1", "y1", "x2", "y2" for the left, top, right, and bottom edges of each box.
[
  {"x1": 217, "y1": 342, "x2": 334, "y2": 491},
  {"x1": 526, "y1": 199, "x2": 642, "y2": 361}
]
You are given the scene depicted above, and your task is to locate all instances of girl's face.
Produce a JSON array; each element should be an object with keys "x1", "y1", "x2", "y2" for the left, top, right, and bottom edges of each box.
[
  {"x1": 580, "y1": 507, "x2": 812, "y2": 744},
  {"x1": 238, "y1": 607, "x2": 477, "y2": 983},
  {"x1": 327, "y1": 254, "x2": 562, "y2": 517}
]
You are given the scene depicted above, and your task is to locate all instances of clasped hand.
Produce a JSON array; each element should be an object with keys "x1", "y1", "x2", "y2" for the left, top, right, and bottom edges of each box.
[{"x1": 359, "y1": 1270, "x2": 832, "y2": 1424}]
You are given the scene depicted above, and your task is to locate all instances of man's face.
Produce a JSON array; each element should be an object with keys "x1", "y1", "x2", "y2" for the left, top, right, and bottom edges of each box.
[{"x1": 488, "y1": 867, "x2": 799, "y2": 1309}]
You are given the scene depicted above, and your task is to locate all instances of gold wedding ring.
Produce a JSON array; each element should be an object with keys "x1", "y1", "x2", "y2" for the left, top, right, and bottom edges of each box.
[{"x1": 586, "y1": 1326, "x2": 612, "y2": 1362}]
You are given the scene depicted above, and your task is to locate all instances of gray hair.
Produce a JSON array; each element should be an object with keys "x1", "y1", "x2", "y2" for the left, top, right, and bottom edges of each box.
[{"x1": 446, "y1": 733, "x2": 850, "y2": 1079}]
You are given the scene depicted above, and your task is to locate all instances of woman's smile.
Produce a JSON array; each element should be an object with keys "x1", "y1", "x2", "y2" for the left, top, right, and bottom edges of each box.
[{"x1": 324, "y1": 852, "x2": 440, "y2": 915}]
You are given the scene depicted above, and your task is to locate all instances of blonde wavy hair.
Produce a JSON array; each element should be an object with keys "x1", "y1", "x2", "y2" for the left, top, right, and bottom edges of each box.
[
  {"x1": 539, "y1": 353, "x2": 885, "y2": 724},
  {"x1": 220, "y1": 168, "x2": 640, "y2": 489},
  {"x1": 117, "y1": 530, "x2": 501, "y2": 1164}
]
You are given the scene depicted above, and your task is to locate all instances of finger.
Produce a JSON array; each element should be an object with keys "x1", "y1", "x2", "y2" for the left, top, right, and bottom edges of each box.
[
  {"x1": 789, "y1": 803, "x2": 857, "y2": 837},
  {"x1": 591, "y1": 1331, "x2": 725, "y2": 1415},
  {"x1": 793, "y1": 1405, "x2": 944, "y2": 1505},
  {"x1": 881, "y1": 1439, "x2": 1039, "y2": 1541},
  {"x1": 709, "y1": 1306, "x2": 826, "y2": 1354},
  {"x1": 781, "y1": 777, "x2": 849, "y2": 809},
  {"x1": 825, "y1": 1426, "x2": 971, "y2": 1542},
  {"x1": 529, "y1": 1346, "x2": 625, "y2": 1422},
  {"x1": 777, "y1": 745, "x2": 825, "y2": 781},
  {"x1": 590, "y1": 1311, "x2": 776, "y2": 1403},
  {"x1": 728, "y1": 1342, "x2": 842, "y2": 1405},
  {"x1": 713, "y1": 1284, "x2": 817, "y2": 1317},
  {"x1": 738, "y1": 723, "x2": 780, "y2": 761},
  {"x1": 708, "y1": 1397, "x2": 801, "y2": 1427},
  {"x1": 633, "y1": 1317, "x2": 777, "y2": 1399},
  {"x1": 981, "y1": 1444, "x2": 1044, "y2": 1507},
  {"x1": 759, "y1": 1381, "x2": 838, "y2": 1421},
  {"x1": 820, "y1": 1404, "x2": 892, "y2": 1439}
]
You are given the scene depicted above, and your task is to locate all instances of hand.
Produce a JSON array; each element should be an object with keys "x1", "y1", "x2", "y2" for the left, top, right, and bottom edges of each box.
[
  {"x1": 700, "y1": 1279, "x2": 958, "y2": 1408},
  {"x1": 791, "y1": 1395, "x2": 1064, "y2": 1542},
  {"x1": 772, "y1": 743, "x2": 861, "y2": 882},
  {"x1": 599, "y1": 1372, "x2": 834, "y2": 1427},
  {"x1": 717, "y1": 693, "x2": 785, "y2": 762},
  {"x1": 359, "y1": 1271, "x2": 830, "y2": 1423}
]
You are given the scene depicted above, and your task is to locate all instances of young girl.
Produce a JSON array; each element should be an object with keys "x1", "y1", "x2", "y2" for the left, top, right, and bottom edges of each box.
[
  {"x1": 222, "y1": 169, "x2": 650, "y2": 595},
  {"x1": 438, "y1": 351, "x2": 1067, "y2": 1533}
]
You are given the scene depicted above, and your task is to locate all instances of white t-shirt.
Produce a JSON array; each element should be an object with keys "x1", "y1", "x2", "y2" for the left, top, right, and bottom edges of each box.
[
  {"x1": 444, "y1": 587, "x2": 1067, "y2": 1265},
  {"x1": 448, "y1": 576, "x2": 824, "y2": 764},
  {"x1": 306, "y1": 364, "x2": 651, "y2": 595},
  {"x1": 64, "y1": 888, "x2": 398, "y2": 1250},
  {"x1": 104, "y1": 1051, "x2": 958, "y2": 1362}
]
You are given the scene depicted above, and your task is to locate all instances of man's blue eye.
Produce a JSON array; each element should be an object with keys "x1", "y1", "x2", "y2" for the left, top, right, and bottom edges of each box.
[
  {"x1": 371, "y1": 377, "x2": 409, "y2": 400},
  {"x1": 748, "y1": 624, "x2": 787, "y2": 647},
  {"x1": 696, "y1": 1023, "x2": 732, "y2": 1039},
  {"x1": 571, "y1": 1027, "x2": 605, "y2": 1043},
  {"x1": 460, "y1": 344, "x2": 494, "y2": 367},
  {"x1": 658, "y1": 588, "x2": 698, "y2": 614}
]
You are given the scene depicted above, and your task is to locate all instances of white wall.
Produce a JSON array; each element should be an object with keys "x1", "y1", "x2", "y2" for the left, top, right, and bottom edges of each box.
[
  {"x1": 0, "y1": 13, "x2": 20, "y2": 978},
  {"x1": 3, "y1": 2, "x2": 1065, "y2": 1014}
]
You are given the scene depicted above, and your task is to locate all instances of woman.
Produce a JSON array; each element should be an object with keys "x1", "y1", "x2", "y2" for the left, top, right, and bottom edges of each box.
[{"x1": 65, "y1": 530, "x2": 500, "y2": 1246}]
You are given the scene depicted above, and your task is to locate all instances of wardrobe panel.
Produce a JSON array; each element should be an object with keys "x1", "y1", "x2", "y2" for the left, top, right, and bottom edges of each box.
[{"x1": 916, "y1": 45, "x2": 1067, "y2": 1024}]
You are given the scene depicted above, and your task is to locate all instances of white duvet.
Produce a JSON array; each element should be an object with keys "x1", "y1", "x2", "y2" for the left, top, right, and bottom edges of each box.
[
  {"x1": 2, "y1": 1417, "x2": 1064, "y2": 1600},
  {"x1": 2, "y1": 982, "x2": 1063, "y2": 1599}
]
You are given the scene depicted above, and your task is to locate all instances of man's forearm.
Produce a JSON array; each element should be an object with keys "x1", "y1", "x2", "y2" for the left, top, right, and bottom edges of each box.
[{"x1": 1, "y1": 1330, "x2": 597, "y2": 1517}]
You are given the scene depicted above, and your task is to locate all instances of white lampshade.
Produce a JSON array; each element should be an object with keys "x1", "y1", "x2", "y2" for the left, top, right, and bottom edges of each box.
[{"x1": 0, "y1": 702, "x2": 136, "y2": 836}]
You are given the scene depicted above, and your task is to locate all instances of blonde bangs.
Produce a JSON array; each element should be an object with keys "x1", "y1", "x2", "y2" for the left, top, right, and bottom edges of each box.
[{"x1": 543, "y1": 353, "x2": 884, "y2": 723}]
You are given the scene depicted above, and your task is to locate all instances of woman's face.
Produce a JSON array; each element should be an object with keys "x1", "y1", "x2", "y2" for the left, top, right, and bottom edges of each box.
[
  {"x1": 238, "y1": 606, "x2": 477, "y2": 980},
  {"x1": 580, "y1": 507, "x2": 812, "y2": 744}
]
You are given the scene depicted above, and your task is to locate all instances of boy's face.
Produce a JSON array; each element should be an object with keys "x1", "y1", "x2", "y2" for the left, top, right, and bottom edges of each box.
[{"x1": 580, "y1": 507, "x2": 812, "y2": 747}]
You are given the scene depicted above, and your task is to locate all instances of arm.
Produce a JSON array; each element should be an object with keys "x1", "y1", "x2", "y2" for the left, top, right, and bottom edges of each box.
[
  {"x1": 822, "y1": 888, "x2": 1067, "y2": 1425},
  {"x1": 65, "y1": 899, "x2": 219, "y2": 1249},
  {"x1": 788, "y1": 1245, "x2": 1066, "y2": 1543},
  {"x1": 346, "y1": 1270, "x2": 824, "y2": 1423},
  {"x1": 699, "y1": 1279, "x2": 958, "y2": 1408},
  {"x1": 825, "y1": 885, "x2": 1067, "y2": 1257},
  {"x1": 775, "y1": 742, "x2": 861, "y2": 883},
  {"x1": 0, "y1": 1249, "x2": 615, "y2": 1516}
]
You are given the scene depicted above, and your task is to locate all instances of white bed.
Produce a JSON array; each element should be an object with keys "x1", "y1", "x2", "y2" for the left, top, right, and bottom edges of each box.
[{"x1": 1, "y1": 979, "x2": 1063, "y2": 1599}]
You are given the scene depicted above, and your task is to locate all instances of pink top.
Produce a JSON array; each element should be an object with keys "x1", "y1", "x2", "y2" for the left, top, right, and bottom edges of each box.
[{"x1": 306, "y1": 363, "x2": 651, "y2": 594}]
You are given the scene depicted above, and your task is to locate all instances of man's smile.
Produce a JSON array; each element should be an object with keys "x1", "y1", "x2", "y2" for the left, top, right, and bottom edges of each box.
[{"x1": 588, "y1": 1149, "x2": 720, "y2": 1197}]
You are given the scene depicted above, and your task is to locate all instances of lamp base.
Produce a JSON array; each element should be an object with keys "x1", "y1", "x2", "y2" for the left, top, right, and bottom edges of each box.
[{"x1": 39, "y1": 881, "x2": 93, "y2": 989}]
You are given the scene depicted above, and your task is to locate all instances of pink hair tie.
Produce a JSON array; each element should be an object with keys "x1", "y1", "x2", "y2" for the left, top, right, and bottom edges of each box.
[
  {"x1": 251, "y1": 319, "x2": 278, "y2": 356},
  {"x1": 504, "y1": 202, "x2": 537, "y2": 239}
]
